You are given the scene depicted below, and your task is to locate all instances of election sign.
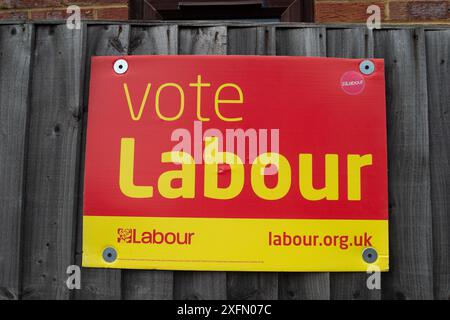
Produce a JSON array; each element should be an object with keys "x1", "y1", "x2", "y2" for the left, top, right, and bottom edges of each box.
[{"x1": 83, "y1": 55, "x2": 388, "y2": 271}]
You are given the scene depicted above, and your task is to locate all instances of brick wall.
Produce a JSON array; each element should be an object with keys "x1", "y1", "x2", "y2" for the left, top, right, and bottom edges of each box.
[
  {"x1": 315, "y1": 0, "x2": 450, "y2": 23},
  {"x1": 0, "y1": 0, "x2": 129, "y2": 20},
  {"x1": 0, "y1": 0, "x2": 449, "y2": 23}
]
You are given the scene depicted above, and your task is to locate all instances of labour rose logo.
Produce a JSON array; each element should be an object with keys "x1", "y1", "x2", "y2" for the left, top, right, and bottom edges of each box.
[{"x1": 117, "y1": 228, "x2": 133, "y2": 243}]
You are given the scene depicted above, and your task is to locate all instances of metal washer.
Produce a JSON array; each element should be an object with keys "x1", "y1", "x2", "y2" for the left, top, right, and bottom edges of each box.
[
  {"x1": 103, "y1": 247, "x2": 117, "y2": 263},
  {"x1": 113, "y1": 59, "x2": 128, "y2": 75},
  {"x1": 359, "y1": 60, "x2": 375, "y2": 75},
  {"x1": 362, "y1": 247, "x2": 378, "y2": 263}
]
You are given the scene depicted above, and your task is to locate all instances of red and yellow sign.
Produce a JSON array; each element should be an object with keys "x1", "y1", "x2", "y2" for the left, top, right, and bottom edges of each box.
[{"x1": 83, "y1": 55, "x2": 389, "y2": 271}]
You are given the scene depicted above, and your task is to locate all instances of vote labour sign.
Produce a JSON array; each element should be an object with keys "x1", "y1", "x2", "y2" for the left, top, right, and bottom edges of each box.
[{"x1": 82, "y1": 56, "x2": 389, "y2": 271}]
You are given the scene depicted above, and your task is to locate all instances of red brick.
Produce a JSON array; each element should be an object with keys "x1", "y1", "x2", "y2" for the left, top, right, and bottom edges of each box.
[
  {"x1": 3, "y1": 1, "x2": 64, "y2": 9},
  {"x1": 0, "y1": 10, "x2": 28, "y2": 19},
  {"x1": 96, "y1": 7, "x2": 128, "y2": 20},
  {"x1": 389, "y1": 1, "x2": 449, "y2": 21},
  {"x1": 0, "y1": 0, "x2": 130, "y2": 21},
  {"x1": 315, "y1": 1, "x2": 385, "y2": 23},
  {"x1": 30, "y1": 8, "x2": 94, "y2": 20},
  {"x1": 65, "y1": 0, "x2": 128, "y2": 4},
  {"x1": 1, "y1": 0, "x2": 128, "y2": 9}
]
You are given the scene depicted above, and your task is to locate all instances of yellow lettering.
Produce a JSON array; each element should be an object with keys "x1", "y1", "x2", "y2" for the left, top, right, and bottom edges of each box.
[
  {"x1": 158, "y1": 152, "x2": 195, "y2": 199},
  {"x1": 299, "y1": 154, "x2": 338, "y2": 201},
  {"x1": 155, "y1": 83, "x2": 185, "y2": 121},
  {"x1": 119, "y1": 138, "x2": 153, "y2": 198},
  {"x1": 123, "y1": 83, "x2": 152, "y2": 121},
  {"x1": 347, "y1": 154, "x2": 373, "y2": 201},
  {"x1": 251, "y1": 153, "x2": 291, "y2": 200},
  {"x1": 189, "y1": 75, "x2": 211, "y2": 122},
  {"x1": 204, "y1": 137, "x2": 244, "y2": 199},
  {"x1": 214, "y1": 83, "x2": 243, "y2": 122}
]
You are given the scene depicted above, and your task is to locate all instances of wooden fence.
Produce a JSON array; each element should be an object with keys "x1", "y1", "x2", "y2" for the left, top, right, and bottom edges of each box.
[{"x1": 0, "y1": 21, "x2": 448, "y2": 300}]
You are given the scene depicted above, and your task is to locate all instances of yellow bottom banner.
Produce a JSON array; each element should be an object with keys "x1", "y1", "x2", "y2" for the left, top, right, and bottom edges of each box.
[{"x1": 82, "y1": 216, "x2": 389, "y2": 272}]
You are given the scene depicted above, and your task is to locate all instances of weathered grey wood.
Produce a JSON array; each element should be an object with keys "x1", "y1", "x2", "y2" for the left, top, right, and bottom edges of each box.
[
  {"x1": 326, "y1": 28, "x2": 380, "y2": 300},
  {"x1": 227, "y1": 273, "x2": 278, "y2": 300},
  {"x1": 0, "y1": 22, "x2": 447, "y2": 301},
  {"x1": 276, "y1": 27, "x2": 326, "y2": 56},
  {"x1": 0, "y1": 24, "x2": 33, "y2": 300},
  {"x1": 120, "y1": 25, "x2": 178, "y2": 300},
  {"x1": 330, "y1": 272, "x2": 380, "y2": 300},
  {"x1": 1, "y1": 20, "x2": 448, "y2": 29},
  {"x1": 130, "y1": 25, "x2": 178, "y2": 55},
  {"x1": 225, "y1": 26, "x2": 278, "y2": 300},
  {"x1": 374, "y1": 28, "x2": 433, "y2": 300},
  {"x1": 73, "y1": 24, "x2": 130, "y2": 300},
  {"x1": 122, "y1": 269, "x2": 174, "y2": 300},
  {"x1": 279, "y1": 273, "x2": 330, "y2": 300},
  {"x1": 173, "y1": 26, "x2": 227, "y2": 300},
  {"x1": 228, "y1": 27, "x2": 275, "y2": 55},
  {"x1": 21, "y1": 24, "x2": 85, "y2": 300},
  {"x1": 275, "y1": 27, "x2": 330, "y2": 300},
  {"x1": 174, "y1": 271, "x2": 226, "y2": 300},
  {"x1": 326, "y1": 28, "x2": 373, "y2": 59},
  {"x1": 425, "y1": 29, "x2": 450, "y2": 300},
  {"x1": 75, "y1": 269, "x2": 121, "y2": 300},
  {"x1": 179, "y1": 26, "x2": 227, "y2": 55}
]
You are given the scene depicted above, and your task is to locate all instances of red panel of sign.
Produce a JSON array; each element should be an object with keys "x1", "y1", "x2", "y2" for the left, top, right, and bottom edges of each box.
[{"x1": 83, "y1": 55, "x2": 388, "y2": 271}]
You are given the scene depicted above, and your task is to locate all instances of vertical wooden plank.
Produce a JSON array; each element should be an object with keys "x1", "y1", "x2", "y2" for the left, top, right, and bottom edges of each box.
[
  {"x1": 276, "y1": 27, "x2": 326, "y2": 57},
  {"x1": 226, "y1": 26, "x2": 277, "y2": 300},
  {"x1": 227, "y1": 274, "x2": 278, "y2": 300},
  {"x1": 174, "y1": 26, "x2": 227, "y2": 300},
  {"x1": 129, "y1": 25, "x2": 177, "y2": 55},
  {"x1": 326, "y1": 28, "x2": 373, "y2": 59},
  {"x1": 73, "y1": 24, "x2": 130, "y2": 300},
  {"x1": 326, "y1": 27, "x2": 380, "y2": 300},
  {"x1": 0, "y1": 24, "x2": 33, "y2": 300},
  {"x1": 275, "y1": 26, "x2": 330, "y2": 300},
  {"x1": 425, "y1": 29, "x2": 450, "y2": 300},
  {"x1": 374, "y1": 28, "x2": 433, "y2": 300},
  {"x1": 174, "y1": 271, "x2": 226, "y2": 300},
  {"x1": 227, "y1": 26, "x2": 275, "y2": 55},
  {"x1": 21, "y1": 24, "x2": 85, "y2": 300},
  {"x1": 179, "y1": 26, "x2": 227, "y2": 56},
  {"x1": 121, "y1": 25, "x2": 178, "y2": 300},
  {"x1": 279, "y1": 273, "x2": 332, "y2": 300},
  {"x1": 122, "y1": 270, "x2": 173, "y2": 300}
]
